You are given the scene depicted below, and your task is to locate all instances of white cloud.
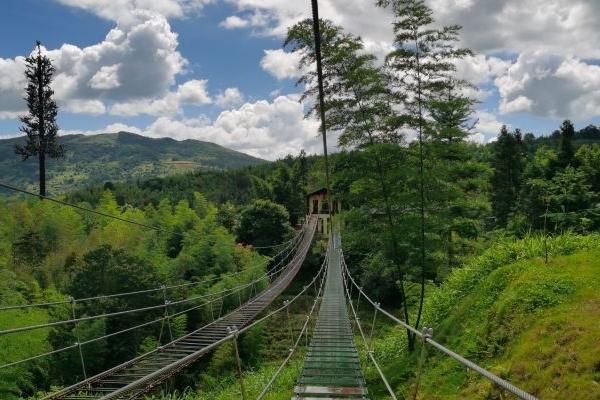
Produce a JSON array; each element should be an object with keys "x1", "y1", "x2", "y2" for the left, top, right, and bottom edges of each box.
[
  {"x1": 224, "y1": 0, "x2": 394, "y2": 51},
  {"x1": 89, "y1": 64, "x2": 121, "y2": 89},
  {"x1": 54, "y1": 0, "x2": 213, "y2": 24},
  {"x1": 0, "y1": 14, "x2": 192, "y2": 117},
  {"x1": 495, "y1": 52, "x2": 600, "y2": 119},
  {"x1": 220, "y1": 15, "x2": 249, "y2": 29},
  {"x1": 62, "y1": 122, "x2": 143, "y2": 136},
  {"x1": 471, "y1": 111, "x2": 506, "y2": 142},
  {"x1": 63, "y1": 95, "x2": 322, "y2": 160},
  {"x1": 215, "y1": 87, "x2": 244, "y2": 109},
  {"x1": 226, "y1": 0, "x2": 600, "y2": 125},
  {"x1": 500, "y1": 95, "x2": 534, "y2": 114},
  {"x1": 110, "y1": 79, "x2": 211, "y2": 116},
  {"x1": 260, "y1": 49, "x2": 303, "y2": 80},
  {"x1": 176, "y1": 79, "x2": 212, "y2": 104},
  {"x1": 0, "y1": 56, "x2": 27, "y2": 117},
  {"x1": 63, "y1": 99, "x2": 107, "y2": 115},
  {"x1": 454, "y1": 55, "x2": 510, "y2": 86},
  {"x1": 429, "y1": 0, "x2": 600, "y2": 59}
]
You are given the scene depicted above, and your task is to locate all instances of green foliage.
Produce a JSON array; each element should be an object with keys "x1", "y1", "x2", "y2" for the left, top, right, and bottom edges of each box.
[
  {"x1": 576, "y1": 143, "x2": 600, "y2": 192},
  {"x1": 236, "y1": 200, "x2": 294, "y2": 251},
  {"x1": 1, "y1": 131, "x2": 263, "y2": 195},
  {"x1": 0, "y1": 187, "x2": 274, "y2": 395},
  {"x1": 368, "y1": 233, "x2": 600, "y2": 399},
  {"x1": 557, "y1": 119, "x2": 576, "y2": 168},
  {"x1": 490, "y1": 126, "x2": 525, "y2": 227},
  {"x1": 14, "y1": 42, "x2": 64, "y2": 197}
]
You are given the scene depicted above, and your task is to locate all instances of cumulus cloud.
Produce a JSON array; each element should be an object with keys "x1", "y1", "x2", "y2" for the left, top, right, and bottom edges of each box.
[
  {"x1": 63, "y1": 99, "x2": 107, "y2": 115},
  {"x1": 471, "y1": 110, "x2": 506, "y2": 142},
  {"x1": 63, "y1": 95, "x2": 322, "y2": 160},
  {"x1": 54, "y1": 0, "x2": 212, "y2": 25},
  {"x1": 225, "y1": 0, "x2": 600, "y2": 124},
  {"x1": 215, "y1": 87, "x2": 244, "y2": 109},
  {"x1": 0, "y1": 57, "x2": 26, "y2": 119},
  {"x1": 220, "y1": 15, "x2": 250, "y2": 29},
  {"x1": 224, "y1": 0, "x2": 394, "y2": 52},
  {"x1": 89, "y1": 64, "x2": 121, "y2": 90},
  {"x1": 110, "y1": 79, "x2": 211, "y2": 116},
  {"x1": 260, "y1": 49, "x2": 303, "y2": 80},
  {"x1": 495, "y1": 52, "x2": 600, "y2": 119},
  {"x1": 429, "y1": 0, "x2": 600, "y2": 58},
  {"x1": 0, "y1": 13, "x2": 208, "y2": 118}
]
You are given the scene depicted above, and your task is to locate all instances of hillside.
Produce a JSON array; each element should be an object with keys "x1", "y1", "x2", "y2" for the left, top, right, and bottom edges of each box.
[
  {"x1": 0, "y1": 131, "x2": 264, "y2": 194},
  {"x1": 371, "y1": 233, "x2": 600, "y2": 400}
]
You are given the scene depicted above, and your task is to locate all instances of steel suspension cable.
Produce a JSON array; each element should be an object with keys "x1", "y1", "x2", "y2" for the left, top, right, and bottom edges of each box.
[
  {"x1": 0, "y1": 181, "x2": 181, "y2": 235},
  {"x1": 0, "y1": 226, "x2": 305, "y2": 313},
  {"x1": 340, "y1": 253, "x2": 539, "y2": 400},
  {"x1": 341, "y1": 250, "x2": 398, "y2": 400},
  {"x1": 0, "y1": 234, "x2": 306, "y2": 337},
  {"x1": 1, "y1": 249, "x2": 302, "y2": 370},
  {"x1": 80, "y1": 250, "x2": 328, "y2": 400},
  {"x1": 256, "y1": 250, "x2": 329, "y2": 400},
  {"x1": 0, "y1": 284, "x2": 240, "y2": 371},
  {"x1": 0, "y1": 229, "x2": 312, "y2": 371}
]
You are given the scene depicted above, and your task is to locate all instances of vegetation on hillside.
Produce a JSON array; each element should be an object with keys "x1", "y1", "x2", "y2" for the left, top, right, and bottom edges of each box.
[
  {"x1": 0, "y1": 191, "x2": 292, "y2": 399},
  {"x1": 159, "y1": 233, "x2": 600, "y2": 399},
  {"x1": 0, "y1": 131, "x2": 264, "y2": 195},
  {"x1": 366, "y1": 233, "x2": 600, "y2": 399}
]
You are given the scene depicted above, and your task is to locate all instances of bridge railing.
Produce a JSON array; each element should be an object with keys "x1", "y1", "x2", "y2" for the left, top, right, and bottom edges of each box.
[
  {"x1": 95, "y1": 240, "x2": 328, "y2": 400},
  {"x1": 0, "y1": 227, "x2": 307, "y2": 373},
  {"x1": 340, "y1": 252, "x2": 539, "y2": 400}
]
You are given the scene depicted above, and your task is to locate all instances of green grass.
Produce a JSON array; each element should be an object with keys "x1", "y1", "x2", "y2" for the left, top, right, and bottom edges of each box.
[{"x1": 369, "y1": 233, "x2": 600, "y2": 399}]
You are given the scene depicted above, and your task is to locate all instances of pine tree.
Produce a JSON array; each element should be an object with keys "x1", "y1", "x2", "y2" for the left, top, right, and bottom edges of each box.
[
  {"x1": 490, "y1": 126, "x2": 524, "y2": 227},
  {"x1": 377, "y1": 0, "x2": 473, "y2": 342},
  {"x1": 558, "y1": 119, "x2": 575, "y2": 168},
  {"x1": 14, "y1": 41, "x2": 64, "y2": 196}
]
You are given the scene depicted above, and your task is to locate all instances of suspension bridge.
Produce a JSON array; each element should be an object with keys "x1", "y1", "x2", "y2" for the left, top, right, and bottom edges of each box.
[
  {"x1": 0, "y1": 213, "x2": 538, "y2": 400},
  {"x1": 0, "y1": 0, "x2": 540, "y2": 397}
]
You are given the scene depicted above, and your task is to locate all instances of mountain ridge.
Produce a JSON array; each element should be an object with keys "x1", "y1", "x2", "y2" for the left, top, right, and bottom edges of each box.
[{"x1": 0, "y1": 131, "x2": 265, "y2": 195}]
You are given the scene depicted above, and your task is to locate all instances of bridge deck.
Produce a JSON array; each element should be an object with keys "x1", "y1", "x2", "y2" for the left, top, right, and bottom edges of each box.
[
  {"x1": 294, "y1": 232, "x2": 367, "y2": 399},
  {"x1": 48, "y1": 218, "x2": 316, "y2": 400}
]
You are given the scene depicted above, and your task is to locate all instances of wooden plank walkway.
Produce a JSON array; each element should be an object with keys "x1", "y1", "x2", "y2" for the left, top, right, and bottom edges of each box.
[{"x1": 294, "y1": 231, "x2": 367, "y2": 399}]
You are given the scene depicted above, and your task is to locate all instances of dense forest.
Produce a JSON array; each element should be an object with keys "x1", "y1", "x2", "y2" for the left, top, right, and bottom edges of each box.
[{"x1": 1, "y1": 0, "x2": 600, "y2": 398}]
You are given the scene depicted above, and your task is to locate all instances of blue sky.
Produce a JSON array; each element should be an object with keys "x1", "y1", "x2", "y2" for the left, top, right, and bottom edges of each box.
[{"x1": 0, "y1": 0, "x2": 599, "y2": 159}]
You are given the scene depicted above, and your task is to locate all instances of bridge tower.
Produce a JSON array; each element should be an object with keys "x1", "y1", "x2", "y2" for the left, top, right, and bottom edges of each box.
[{"x1": 306, "y1": 188, "x2": 340, "y2": 235}]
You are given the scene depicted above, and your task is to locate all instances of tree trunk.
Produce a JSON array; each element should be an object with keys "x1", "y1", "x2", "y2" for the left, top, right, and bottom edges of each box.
[{"x1": 39, "y1": 151, "x2": 46, "y2": 197}]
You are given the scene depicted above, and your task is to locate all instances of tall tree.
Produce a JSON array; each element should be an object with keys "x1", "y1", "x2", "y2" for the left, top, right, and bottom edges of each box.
[
  {"x1": 236, "y1": 200, "x2": 293, "y2": 254},
  {"x1": 378, "y1": 0, "x2": 473, "y2": 340},
  {"x1": 490, "y1": 126, "x2": 525, "y2": 227},
  {"x1": 285, "y1": 20, "x2": 418, "y2": 336},
  {"x1": 14, "y1": 41, "x2": 63, "y2": 196},
  {"x1": 558, "y1": 119, "x2": 575, "y2": 168}
]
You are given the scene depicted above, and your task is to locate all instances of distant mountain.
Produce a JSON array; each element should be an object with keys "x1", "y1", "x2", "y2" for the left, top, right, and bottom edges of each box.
[{"x1": 0, "y1": 131, "x2": 264, "y2": 195}]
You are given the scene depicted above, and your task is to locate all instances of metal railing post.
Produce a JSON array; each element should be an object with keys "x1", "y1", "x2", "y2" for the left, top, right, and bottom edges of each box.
[
  {"x1": 228, "y1": 326, "x2": 248, "y2": 400},
  {"x1": 368, "y1": 303, "x2": 379, "y2": 351},
  {"x1": 69, "y1": 297, "x2": 88, "y2": 382},
  {"x1": 412, "y1": 327, "x2": 433, "y2": 400}
]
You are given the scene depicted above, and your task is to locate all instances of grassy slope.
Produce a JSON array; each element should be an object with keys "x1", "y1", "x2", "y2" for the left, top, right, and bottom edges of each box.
[
  {"x1": 0, "y1": 132, "x2": 264, "y2": 194},
  {"x1": 370, "y1": 234, "x2": 600, "y2": 400},
  {"x1": 173, "y1": 234, "x2": 600, "y2": 400}
]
